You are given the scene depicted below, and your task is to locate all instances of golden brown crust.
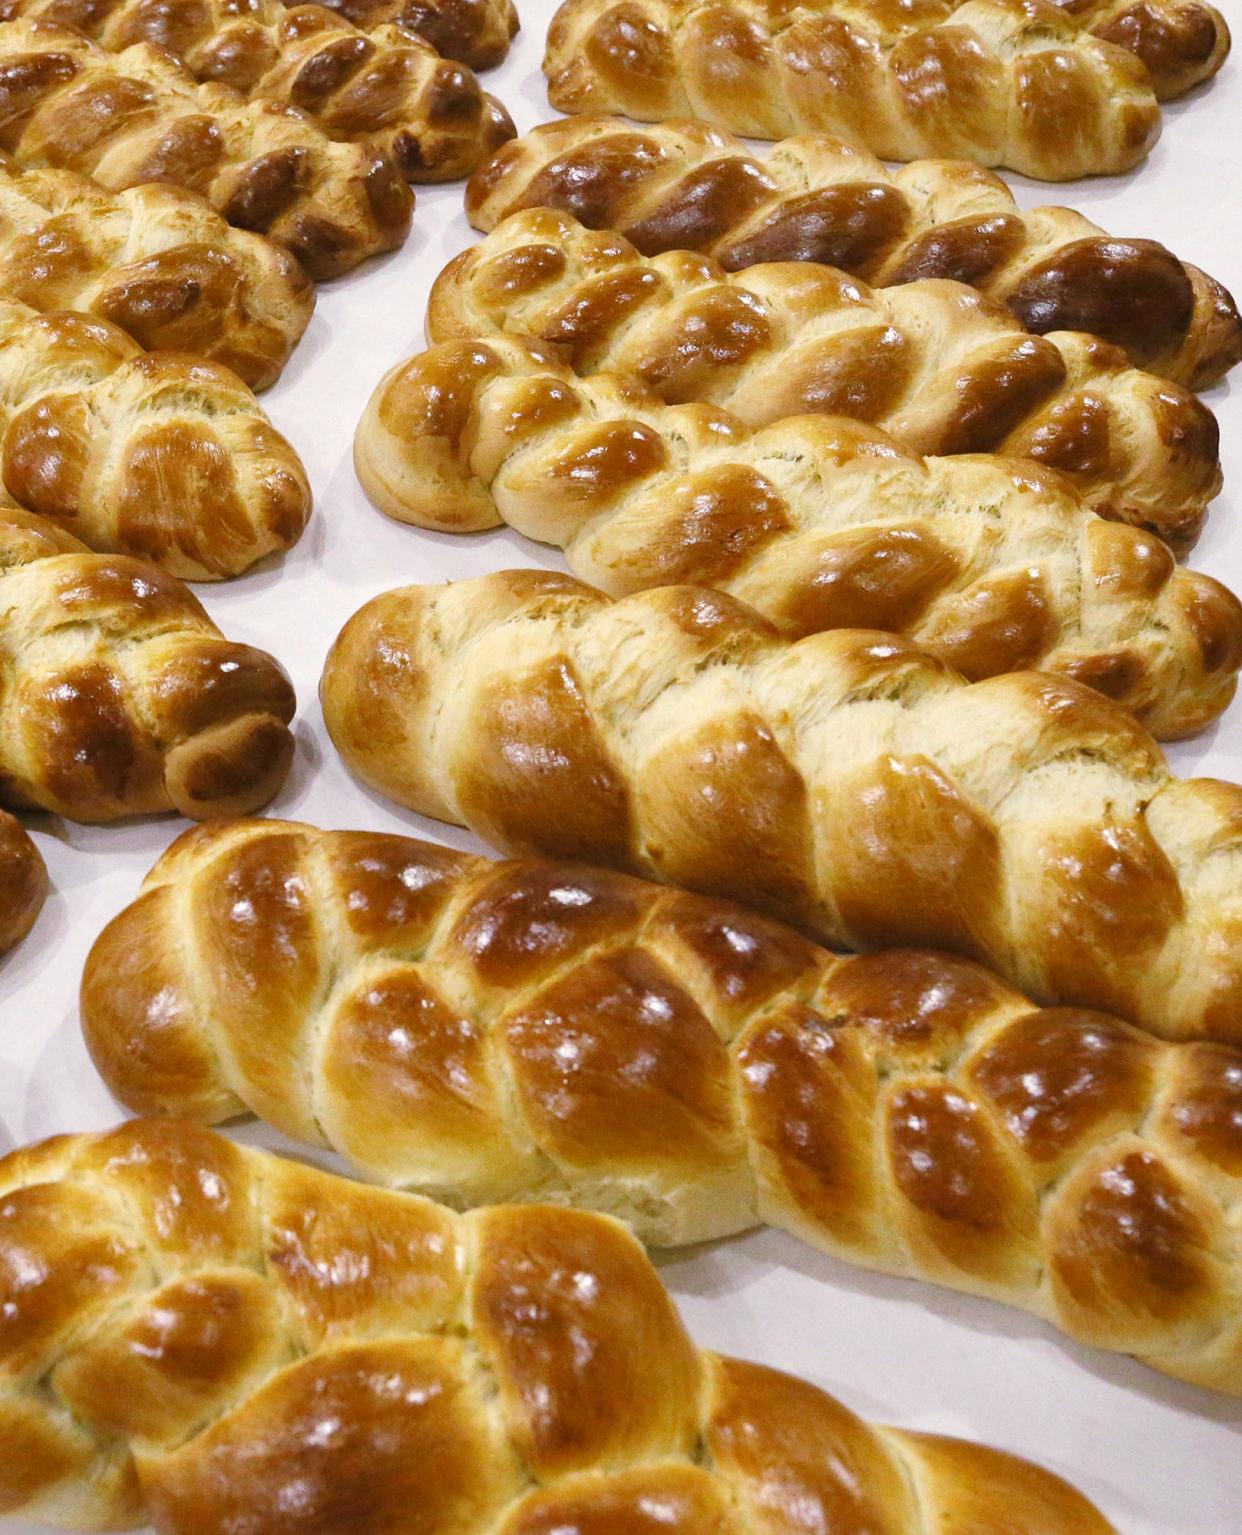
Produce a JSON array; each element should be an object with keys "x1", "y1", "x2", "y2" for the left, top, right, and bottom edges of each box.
[
  {"x1": 542, "y1": 0, "x2": 1163, "y2": 182},
  {"x1": 1051, "y1": 0, "x2": 1229, "y2": 98},
  {"x1": 0, "y1": 805, "x2": 44, "y2": 951},
  {"x1": 353, "y1": 334, "x2": 1242, "y2": 738},
  {"x1": 0, "y1": 19, "x2": 413, "y2": 279},
  {"x1": 0, "y1": 1118, "x2": 1117, "y2": 1532},
  {"x1": 0, "y1": 505, "x2": 294, "y2": 819},
  {"x1": 465, "y1": 118, "x2": 1242, "y2": 389}
]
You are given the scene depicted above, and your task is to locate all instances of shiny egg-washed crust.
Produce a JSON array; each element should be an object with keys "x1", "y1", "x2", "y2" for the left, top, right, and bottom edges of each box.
[
  {"x1": 0, "y1": 506, "x2": 294, "y2": 820},
  {"x1": 354, "y1": 336, "x2": 1242, "y2": 740},
  {"x1": 0, "y1": 299, "x2": 310, "y2": 580},
  {"x1": 83, "y1": 818, "x2": 1242, "y2": 1395},
  {"x1": 0, "y1": 1, "x2": 515, "y2": 183},
  {"x1": 0, "y1": 1118, "x2": 1118, "y2": 1534},
  {"x1": 0, "y1": 21, "x2": 412, "y2": 280},
  {"x1": 293, "y1": 0, "x2": 518, "y2": 69},
  {"x1": 0, "y1": 156, "x2": 312, "y2": 391},
  {"x1": 321, "y1": 570, "x2": 1242, "y2": 1045},
  {"x1": 543, "y1": 0, "x2": 1163, "y2": 182},
  {"x1": 1050, "y1": 0, "x2": 1229, "y2": 97},
  {"x1": 0, "y1": 806, "x2": 43, "y2": 952},
  {"x1": 465, "y1": 118, "x2": 1242, "y2": 390},
  {"x1": 430, "y1": 209, "x2": 1223, "y2": 547}
]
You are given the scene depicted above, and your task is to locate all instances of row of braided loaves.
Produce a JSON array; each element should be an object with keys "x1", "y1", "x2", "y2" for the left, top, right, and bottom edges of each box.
[
  {"x1": 0, "y1": 506, "x2": 295, "y2": 820},
  {"x1": 0, "y1": 1118, "x2": 1118, "y2": 1533},
  {"x1": 82, "y1": 817, "x2": 1242, "y2": 1396},
  {"x1": 321, "y1": 569, "x2": 1242, "y2": 1046},
  {"x1": 0, "y1": 2, "x2": 516, "y2": 183},
  {"x1": 0, "y1": 21, "x2": 413, "y2": 279},
  {"x1": 354, "y1": 335, "x2": 1242, "y2": 739},
  {"x1": 309, "y1": 0, "x2": 520, "y2": 66},
  {"x1": 429, "y1": 208, "x2": 1223, "y2": 545},
  {"x1": 0, "y1": 804, "x2": 44, "y2": 952},
  {"x1": 464, "y1": 117, "x2": 1242, "y2": 390},
  {"x1": 0, "y1": 300, "x2": 311, "y2": 579},
  {"x1": 543, "y1": 0, "x2": 1168, "y2": 181}
]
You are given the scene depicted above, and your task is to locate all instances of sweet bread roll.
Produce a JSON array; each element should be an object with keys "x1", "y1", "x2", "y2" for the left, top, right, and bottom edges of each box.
[
  {"x1": 0, "y1": 806, "x2": 44, "y2": 951},
  {"x1": 0, "y1": 300, "x2": 310, "y2": 579},
  {"x1": 0, "y1": 506, "x2": 294, "y2": 819},
  {"x1": 430, "y1": 209, "x2": 1222, "y2": 543},
  {"x1": 544, "y1": 0, "x2": 1163, "y2": 181},
  {"x1": 83, "y1": 817, "x2": 1242, "y2": 1394},
  {"x1": 307, "y1": 0, "x2": 518, "y2": 68},
  {"x1": 1047, "y1": 0, "x2": 1229, "y2": 97},
  {"x1": 0, "y1": 20, "x2": 412, "y2": 280},
  {"x1": 0, "y1": 1117, "x2": 1118, "y2": 1532},
  {"x1": 465, "y1": 117, "x2": 1242, "y2": 389},
  {"x1": 354, "y1": 336, "x2": 1242, "y2": 738},
  {"x1": 321, "y1": 570, "x2": 1242, "y2": 1045}
]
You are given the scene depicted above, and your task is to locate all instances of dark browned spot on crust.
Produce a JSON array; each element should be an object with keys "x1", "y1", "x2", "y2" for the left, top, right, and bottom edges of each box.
[
  {"x1": 716, "y1": 183, "x2": 911, "y2": 275},
  {"x1": 625, "y1": 157, "x2": 775, "y2": 257},
  {"x1": 1165, "y1": 1044, "x2": 1242, "y2": 1175},
  {"x1": 886, "y1": 212, "x2": 1026, "y2": 287}
]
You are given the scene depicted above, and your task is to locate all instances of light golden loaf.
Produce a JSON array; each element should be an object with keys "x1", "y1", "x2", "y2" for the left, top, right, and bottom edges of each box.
[
  {"x1": 321, "y1": 569, "x2": 1242, "y2": 1046},
  {"x1": 354, "y1": 335, "x2": 1242, "y2": 739},
  {"x1": 0, "y1": 155, "x2": 313, "y2": 390},
  {"x1": 543, "y1": 0, "x2": 1164, "y2": 181},
  {"x1": 0, "y1": 19, "x2": 413, "y2": 280},
  {"x1": 465, "y1": 117, "x2": 1242, "y2": 390},
  {"x1": 429, "y1": 208, "x2": 1223, "y2": 545},
  {"x1": 0, "y1": 298, "x2": 310, "y2": 579},
  {"x1": 0, "y1": 806, "x2": 44, "y2": 952},
  {"x1": 83, "y1": 818, "x2": 1242, "y2": 1397},
  {"x1": 0, "y1": 506, "x2": 295, "y2": 820},
  {"x1": 0, "y1": 1118, "x2": 1119, "y2": 1533}
]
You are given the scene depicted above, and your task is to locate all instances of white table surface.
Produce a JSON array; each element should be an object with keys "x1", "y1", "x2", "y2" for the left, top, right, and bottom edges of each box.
[{"x1": 2, "y1": 11, "x2": 1240, "y2": 1531}]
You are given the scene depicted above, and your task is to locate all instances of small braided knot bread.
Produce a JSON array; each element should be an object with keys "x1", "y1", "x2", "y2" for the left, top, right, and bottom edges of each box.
[
  {"x1": 0, "y1": 1, "x2": 515, "y2": 182},
  {"x1": 0, "y1": 1119, "x2": 1118, "y2": 1535},
  {"x1": 0, "y1": 805, "x2": 43, "y2": 951},
  {"x1": 354, "y1": 335, "x2": 1242, "y2": 739},
  {"x1": 0, "y1": 20, "x2": 413, "y2": 279},
  {"x1": 430, "y1": 208, "x2": 1223, "y2": 546},
  {"x1": 0, "y1": 298, "x2": 310, "y2": 579},
  {"x1": 544, "y1": 0, "x2": 1163, "y2": 182},
  {"x1": 83, "y1": 818, "x2": 1242, "y2": 1396},
  {"x1": 0, "y1": 155, "x2": 313, "y2": 390},
  {"x1": 321, "y1": 570, "x2": 1242, "y2": 1045},
  {"x1": 0, "y1": 506, "x2": 294, "y2": 819},
  {"x1": 465, "y1": 118, "x2": 1242, "y2": 390}
]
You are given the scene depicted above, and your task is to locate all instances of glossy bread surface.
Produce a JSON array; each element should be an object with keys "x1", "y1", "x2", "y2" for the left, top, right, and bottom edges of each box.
[{"x1": 0, "y1": 806, "x2": 43, "y2": 952}]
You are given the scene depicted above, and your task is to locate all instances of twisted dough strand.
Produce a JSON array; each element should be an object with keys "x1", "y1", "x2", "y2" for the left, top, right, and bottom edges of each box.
[
  {"x1": 355, "y1": 335, "x2": 1242, "y2": 738},
  {"x1": 0, "y1": 805, "x2": 43, "y2": 951},
  {"x1": 83, "y1": 817, "x2": 1242, "y2": 1395},
  {"x1": 543, "y1": 0, "x2": 1163, "y2": 181},
  {"x1": 0, "y1": 20, "x2": 413, "y2": 279},
  {"x1": 430, "y1": 207, "x2": 1222, "y2": 544},
  {"x1": 321, "y1": 569, "x2": 1242, "y2": 1044},
  {"x1": 304, "y1": 0, "x2": 519, "y2": 68},
  {"x1": 0, "y1": 1118, "x2": 1116, "y2": 1533},
  {"x1": 0, "y1": 506, "x2": 294, "y2": 819},
  {"x1": 465, "y1": 117, "x2": 1242, "y2": 389}
]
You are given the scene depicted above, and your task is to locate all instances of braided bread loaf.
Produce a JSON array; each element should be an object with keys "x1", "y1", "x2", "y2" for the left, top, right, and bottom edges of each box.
[
  {"x1": 544, "y1": 0, "x2": 1163, "y2": 181},
  {"x1": 0, "y1": 156, "x2": 313, "y2": 391},
  {"x1": 0, "y1": 806, "x2": 44, "y2": 951},
  {"x1": 0, "y1": 299, "x2": 310, "y2": 579},
  {"x1": 82, "y1": 817, "x2": 1242, "y2": 1395},
  {"x1": 430, "y1": 209, "x2": 1223, "y2": 544},
  {"x1": 304, "y1": 0, "x2": 519, "y2": 67},
  {"x1": 355, "y1": 336, "x2": 1242, "y2": 738},
  {"x1": 322, "y1": 570, "x2": 1242, "y2": 1044},
  {"x1": 0, "y1": 506, "x2": 294, "y2": 819},
  {"x1": 465, "y1": 118, "x2": 1242, "y2": 390},
  {"x1": 0, "y1": 1118, "x2": 1117, "y2": 1534},
  {"x1": 0, "y1": 20, "x2": 412, "y2": 279}
]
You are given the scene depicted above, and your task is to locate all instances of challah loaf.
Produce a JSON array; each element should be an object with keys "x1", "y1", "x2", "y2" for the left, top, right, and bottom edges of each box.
[
  {"x1": 354, "y1": 337, "x2": 1242, "y2": 738},
  {"x1": 430, "y1": 209, "x2": 1222, "y2": 542},
  {"x1": 0, "y1": 806, "x2": 44, "y2": 951},
  {"x1": 0, "y1": 506, "x2": 294, "y2": 819},
  {"x1": 307, "y1": 0, "x2": 519, "y2": 67},
  {"x1": 82, "y1": 817, "x2": 1242, "y2": 1394},
  {"x1": 0, "y1": 1118, "x2": 1119, "y2": 1534},
  {"x1": 0, "y1": 20, "x2": 412, "y2": 279},
  {"x1": 1012, "y1": 0, "x2": 1229, "y2": 97},
  {"x1": 322, "y1": 570, "x2": 1242, "y2": 1044},
  {"x1": 465, "y1": 117, "x2": 1242, "y2": 389},
  {"x1": 0, "y1": 157, "x2": 312, "y2": 391},
  {"x1": 543, "y1": 0, "x2": 1163, "y2": 181},
  {"x1": 0, "y1": 299, "x2": 310, "y2": 579}
]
